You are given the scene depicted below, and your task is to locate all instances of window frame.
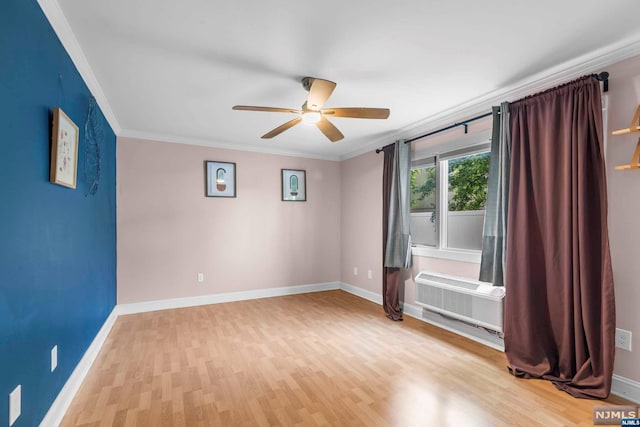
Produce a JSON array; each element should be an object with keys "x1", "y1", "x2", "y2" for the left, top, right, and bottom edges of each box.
[
  {"x1": 410, "y1": 138, "x2": 491, "y2": 264},
  {"x1": 409, "y1": 156, "x2": 438, "y2": 247}
]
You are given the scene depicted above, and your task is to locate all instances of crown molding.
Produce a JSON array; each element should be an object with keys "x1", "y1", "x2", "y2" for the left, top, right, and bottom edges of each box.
[
  {"x1": 37, "y1": 0, "x2": 640, "y2": 162},
  {"x1": 37, "y1": 0, "x2": 121, "y2": 134},
  {"x1": 340, "y1": 36, "x2": 640, "y2": 161},
  {"x1": 119, "y1": 129, "x2": 342, "y2": 161}
]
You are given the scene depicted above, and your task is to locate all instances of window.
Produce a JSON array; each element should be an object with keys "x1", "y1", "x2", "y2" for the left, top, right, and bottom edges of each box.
[
  {"x1": 411, "y1": 144, "x2": 490, "y2": 259},
  {"x1": 410, "y1": 157, "x2": 437, "y2": 246}
]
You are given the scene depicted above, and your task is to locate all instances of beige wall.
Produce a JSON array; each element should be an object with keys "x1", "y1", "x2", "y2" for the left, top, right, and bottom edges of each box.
[
  {"x1": 340, "y1": 151, "x2": 384, "y2": 293},
  {"x1": 339, "y1": 56, "x2": 640, "y2": 383},
  {"x1": 605, "y1": 55, "x2": 640, "y2": 382},
  {"x1": 117, "y1": 137, "x2": 341, "y2": 303},
  {"x1": 117, "y1": 55, "x2": 640, "y2": 383}
]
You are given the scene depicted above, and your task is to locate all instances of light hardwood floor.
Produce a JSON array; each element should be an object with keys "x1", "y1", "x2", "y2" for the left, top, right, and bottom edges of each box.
[{"x1": 61, "y1": 290, "x2": 630, "y2": 426}]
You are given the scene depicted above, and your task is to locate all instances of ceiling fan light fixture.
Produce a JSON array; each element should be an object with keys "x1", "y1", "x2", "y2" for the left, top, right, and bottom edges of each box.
[
  {"x1": 232, "y1": 77, "x2": 389, "y2": 142},
  {"x1": 302, "y1": 111, "x2": 322, "y2": 124}
]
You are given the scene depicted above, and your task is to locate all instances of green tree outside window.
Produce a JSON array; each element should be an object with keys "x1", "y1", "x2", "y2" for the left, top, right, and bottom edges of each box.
[{"x1": 410, "y1": 152, "x2": 489, "y2": 215}]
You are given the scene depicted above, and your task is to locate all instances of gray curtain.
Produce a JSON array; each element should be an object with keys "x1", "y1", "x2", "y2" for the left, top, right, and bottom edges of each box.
[
  {"x1": 479, "y1": 102, "x2": 510, "y2": 286},
  {"x1": 384, "y1": 140, "x2": 412, "y2": 269}
]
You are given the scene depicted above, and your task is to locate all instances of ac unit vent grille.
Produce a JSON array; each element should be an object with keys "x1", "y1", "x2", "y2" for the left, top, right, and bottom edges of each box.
[
  {"x1": 415, "y1": 271, "x2": 505, "y2": 332},
  {"x1": 418, "y1": 284, "x2": 442, "y2": 307},
  {"x1": 442, "y1": 289, "x2": 472, "y2": 317}
]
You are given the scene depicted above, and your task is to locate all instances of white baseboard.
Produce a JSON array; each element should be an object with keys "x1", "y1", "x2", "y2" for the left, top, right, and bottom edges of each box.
[
  {"x1": 403, "y1": 302, "x2": 505, "y2": 351},
  {"x1": 401, "y1": 300, "x2": 423, "y2": 319},
  {"x1": 339, "y1": 282, "x2": 640, "y2": 401},
  {"x1": 339, "y1": 282, "x2": 382, "y2": 305},
  {"x1": 118, "y1": 282, "x2": 340, "y2": 314},
  {"x1": 39, "y1": 281, "x2": 338, "y2": 426},
  {"x1": 407, "y1": 292, "x2": 640, "y2": 401},
  {"x1": 40, "y1": 307, "x2": 119, "y2": 427},
  {"x1": 118, "y1": 282, "x2": 341, "y2": 315},
  {"x1": 339, "y1": 281, "x2": 504, "y2": 351},
  {"x1": 612, "y1": 374, "x2": 640, "y2": 403},
  {"x1": 39, "y1": 281, "x2": 639, "y2": 427}
]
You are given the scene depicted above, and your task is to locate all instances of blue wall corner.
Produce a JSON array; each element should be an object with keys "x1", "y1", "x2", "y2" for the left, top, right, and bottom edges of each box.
[{"x1": 0, "y1": 1, "x2": 117, "y2": 425}]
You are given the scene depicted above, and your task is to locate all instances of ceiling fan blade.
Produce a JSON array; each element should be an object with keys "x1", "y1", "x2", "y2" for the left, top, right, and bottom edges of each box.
[
  {"x1": 261, "y1": 117, "x2": 303, "y2": 139},
  {"x1": 321, "y1": 107, "x2": 390, "y2": 119},
  {"x1": 306, "y1": 79, "x2": 336, "y2": 111},
  {"x1": 316, "y1": 116, "x2": 344, "y2": 143},
  {"x1": 233, "y1": 105, "x2": 301, "y2": 114}
]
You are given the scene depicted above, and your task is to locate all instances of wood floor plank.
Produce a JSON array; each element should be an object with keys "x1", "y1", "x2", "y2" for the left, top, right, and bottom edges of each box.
[{"x1": 60, "y1": 290, "x2": 631, "y2": 426}]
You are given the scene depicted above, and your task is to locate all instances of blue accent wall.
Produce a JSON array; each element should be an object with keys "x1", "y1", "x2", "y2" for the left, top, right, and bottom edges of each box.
[{"x1": 0, "y1": 1, "x2": 117, "y2": 425}]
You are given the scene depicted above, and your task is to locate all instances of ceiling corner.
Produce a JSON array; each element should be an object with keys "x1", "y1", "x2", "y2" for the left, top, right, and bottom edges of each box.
[
  {"x1": 387, "y1": 34, "x2": 640, "y2": 149},
  {"x1": 37, "y1": 0, "x2": 122, "y2": 134}
]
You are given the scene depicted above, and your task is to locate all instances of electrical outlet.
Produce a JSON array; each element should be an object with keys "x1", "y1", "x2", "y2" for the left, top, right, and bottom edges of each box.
[
  {"x1": 615, "y1": 328, "x2": 632, "y2": 351},
  {"x1": 197, "y1": 273, "x2": 204, "y2": 283},
  {"x1": 51, "y1": 345, "x2": 58, "y2": 372},
  {"x1": 367, "y1": 270, "x2": 373, "y2": 280},
  {"x1": 9, "y1": 385, "x2": 21, "y2": 426},
  {"x1": 353, "y1": 267, "x2": 358, "y2": 276}
]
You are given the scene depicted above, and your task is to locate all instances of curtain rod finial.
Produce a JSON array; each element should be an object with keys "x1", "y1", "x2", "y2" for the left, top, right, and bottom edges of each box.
[{"x1": 597, "y1": 71, "x2": 609, "y2": 92}]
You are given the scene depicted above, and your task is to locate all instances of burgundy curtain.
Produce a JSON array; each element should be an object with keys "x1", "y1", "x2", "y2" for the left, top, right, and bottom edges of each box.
[
  {"x1": 382, "y1": 143, "x2": 402, "y2": 321},
  {"x1": 505, "y1": 75, "x2": 615, "y2": 398}
]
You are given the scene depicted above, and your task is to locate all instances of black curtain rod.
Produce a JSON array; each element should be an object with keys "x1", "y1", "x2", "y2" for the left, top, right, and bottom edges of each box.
[
  {"x1": 375, "y1": 71, "x2": 609, "y2": 154},
  {"x1": 374, "y1": 111, "x2": 492, "y2": 153},
  {"x1": 406, "y1": 111, "x2": 492, "y2": 144}
]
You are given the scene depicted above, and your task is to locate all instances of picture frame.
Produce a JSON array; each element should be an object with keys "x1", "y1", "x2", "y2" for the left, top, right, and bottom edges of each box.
[
  {"x1": 282, "y1": 169, "x2": 306, "y2": 201},
  {"x1": 50, "y1": 107, "x2": 79, "y2": 189},
  {"x1": 205, "y1": 161, "x2": 236, "y2": 197}
]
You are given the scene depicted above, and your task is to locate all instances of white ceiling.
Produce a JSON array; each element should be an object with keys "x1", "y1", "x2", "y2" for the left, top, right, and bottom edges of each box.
[{"x1": 55, "y1": 0, "x2": 640, "y2": 160}]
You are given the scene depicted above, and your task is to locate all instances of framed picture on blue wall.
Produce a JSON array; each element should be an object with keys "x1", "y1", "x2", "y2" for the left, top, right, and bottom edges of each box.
[
  {"x1": 282, "y1": 169, "x2": 306, "y2": 201},
  {"x1": 205, "y1": 161, "x2": 236, "y2": 197},
  {"x1": 50, "y1": 108, "x2": 79, "y2": 189}
]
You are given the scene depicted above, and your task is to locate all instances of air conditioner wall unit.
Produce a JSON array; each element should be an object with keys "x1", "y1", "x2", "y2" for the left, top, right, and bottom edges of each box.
[{"x1": 414, "y1": 271, "x2": 505, "y2": 333}]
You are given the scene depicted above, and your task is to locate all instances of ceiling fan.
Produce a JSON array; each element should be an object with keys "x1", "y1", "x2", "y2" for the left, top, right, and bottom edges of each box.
[{"x1": 232, "y1": 77, "x2": 390, "y2": 143}]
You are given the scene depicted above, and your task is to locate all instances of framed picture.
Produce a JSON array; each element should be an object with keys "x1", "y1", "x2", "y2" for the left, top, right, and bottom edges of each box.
[
  {"x1": 282, "y1": 169, "x2": 306, "y2": 201},
  {"x1": 205, "y1": 161, "x2": 236, "y2": 197},
  {"x1": 50, "y1": 108, "x2": 79, "y2": 189}
]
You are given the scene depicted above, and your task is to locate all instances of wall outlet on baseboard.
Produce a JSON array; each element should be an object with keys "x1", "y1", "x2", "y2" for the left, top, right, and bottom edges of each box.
[
  {"x1": 9, "y1": 384, "x2": 21, "y2": 426},
  {"x1": 615, "y1": 328, "x2": 632, "y2": 351},
  {"x1": 367, "y1": 270, "x2": 373, "y2": 280},
  {"x1": 197, "y1": 273, "x2": 204, "y2": 283},
  {"x1": 353, "y1": 267, "x2": 358, "y2": 276},
  {"x1": 51, "y1": 345, "x2": 58, "y2": 372}
]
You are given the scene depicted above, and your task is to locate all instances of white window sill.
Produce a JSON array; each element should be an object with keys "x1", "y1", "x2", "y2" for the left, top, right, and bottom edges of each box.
[{"x1": 411, "y1": 245, "x2": 481, "y2": 264}]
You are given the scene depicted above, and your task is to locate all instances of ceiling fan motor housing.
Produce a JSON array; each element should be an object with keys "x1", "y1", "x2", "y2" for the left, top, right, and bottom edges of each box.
[{"x1": 301, "y1": 77, "x2": 315, "y2": 92}]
